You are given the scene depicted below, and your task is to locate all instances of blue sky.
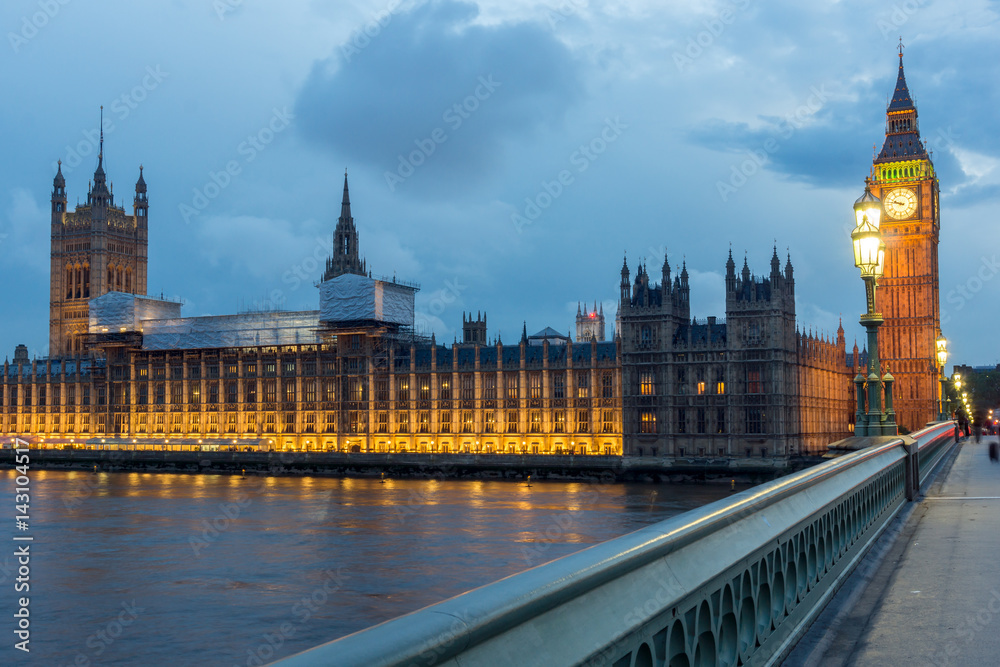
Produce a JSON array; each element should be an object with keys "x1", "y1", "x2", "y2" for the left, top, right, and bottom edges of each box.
[{"x1": 1, "y1": 0, "x2": 997, "y2": 371}]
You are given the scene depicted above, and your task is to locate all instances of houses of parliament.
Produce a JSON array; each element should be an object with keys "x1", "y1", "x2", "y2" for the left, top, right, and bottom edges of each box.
[{"x1": 0, "y1": 55, "x2": 943, "y2": 458}]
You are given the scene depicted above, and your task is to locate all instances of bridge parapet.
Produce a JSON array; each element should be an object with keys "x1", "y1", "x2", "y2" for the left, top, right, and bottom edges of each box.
[{"x1": 272, "y1": 422, "x2": 955, "y2": 667}]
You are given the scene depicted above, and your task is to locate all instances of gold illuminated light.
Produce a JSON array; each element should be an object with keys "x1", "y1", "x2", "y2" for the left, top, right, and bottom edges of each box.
[
  {"x1": 852, "y1": 215, "x2": 885, "y2": 280},
  {"x1": 852, "y1": 180, "x2": 886, "y2": 281},
  {"x1": 853, "y1": 181, "x2": 883, "y2": 231},
  {"x1": 935, "y1": 335, "x2": 948, "y2": 368}
]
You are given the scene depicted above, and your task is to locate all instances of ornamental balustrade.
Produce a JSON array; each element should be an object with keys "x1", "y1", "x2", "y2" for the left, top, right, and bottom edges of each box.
[{"x1": 273, "y1": 422, "x2": 955, "y2": 667}]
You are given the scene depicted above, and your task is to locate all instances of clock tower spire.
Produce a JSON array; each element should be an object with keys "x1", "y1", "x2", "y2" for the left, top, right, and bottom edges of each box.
[{"x1": 867, "y1": 48, "x2": 941, "y2": 431}]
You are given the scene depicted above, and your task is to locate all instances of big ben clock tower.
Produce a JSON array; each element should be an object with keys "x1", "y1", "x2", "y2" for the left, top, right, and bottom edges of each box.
[{"x1": 868, "y1": 47, "x2": 940, "y2": 431}]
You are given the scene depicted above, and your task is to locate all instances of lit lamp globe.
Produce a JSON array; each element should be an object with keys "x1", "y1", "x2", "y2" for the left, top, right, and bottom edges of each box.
[
  {"x1": 935, "y1": 335, "x2": 948, "y2": 368},
  {"x1": 851, "y1": 215, "x2": 885, "y2": 280},
  {"x1": 854, "y1": 182, "x2": 883, "y2": 231}
]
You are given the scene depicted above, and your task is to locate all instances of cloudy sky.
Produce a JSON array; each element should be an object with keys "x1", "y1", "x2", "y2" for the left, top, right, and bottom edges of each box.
[{"x1": 1, "y1": 0, "x2": 997, "y2": 370}]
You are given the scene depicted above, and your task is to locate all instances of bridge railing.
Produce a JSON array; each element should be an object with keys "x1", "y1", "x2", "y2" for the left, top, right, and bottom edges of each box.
[{"x1": 272, "y1": 423, "x2": 956, "y2": 667}]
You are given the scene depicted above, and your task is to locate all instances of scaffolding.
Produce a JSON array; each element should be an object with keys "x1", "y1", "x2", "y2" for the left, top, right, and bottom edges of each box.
[{"x1": 139, "y1": 311, "x2": 322, "y2": 350}]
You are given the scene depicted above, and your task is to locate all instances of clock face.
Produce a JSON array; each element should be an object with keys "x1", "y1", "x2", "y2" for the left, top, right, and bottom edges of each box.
[{"x1": 884, "y1": 187, "x2": 918, "y2": 220}]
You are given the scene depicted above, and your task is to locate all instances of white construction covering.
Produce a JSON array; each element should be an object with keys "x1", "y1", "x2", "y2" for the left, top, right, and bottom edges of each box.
[
  {"x1": 319, "y1": 273, "x2": 415, "y2": 326},
  {"x1": 89, "y1": 292, "x2": 182, "y2": 332},
  {"x1": 139, "y1": 311, "x2": 320, "y2": 350}
]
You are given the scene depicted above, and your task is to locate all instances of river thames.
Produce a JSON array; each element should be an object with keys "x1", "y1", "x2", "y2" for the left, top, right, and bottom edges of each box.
[{"x1": 0, "y1": 469, "x2": 737, "y2": 666}]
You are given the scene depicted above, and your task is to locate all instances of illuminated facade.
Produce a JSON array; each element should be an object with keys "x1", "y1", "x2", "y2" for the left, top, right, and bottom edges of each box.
[
  {"x1": 618, "y1": 251, "x2": 855, "y2": 458},
  {"x1": 866, "y1": 52, "x2": 941, "y2": 431},
  {"x1": 5, "y1": 130, "x2": 888, "y2": 457},
  {"x1": 3, "y1": 173, "x2": 622, "y2": 455}
]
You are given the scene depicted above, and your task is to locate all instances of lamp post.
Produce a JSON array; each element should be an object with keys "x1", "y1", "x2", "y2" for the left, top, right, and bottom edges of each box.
[
  {"x1": 953, "y1": 372, "x2": 963, "y2": 419},
  {"x1": 851, "y1": 181, "x2": 896, "y2": 436},
  {"x1": 936, "y1": 334, "x2": 948, "y2": 421}
]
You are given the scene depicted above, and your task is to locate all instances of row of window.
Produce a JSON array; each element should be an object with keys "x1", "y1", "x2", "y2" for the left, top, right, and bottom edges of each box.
[
  {"x1": 5, "y1": 372, "x2": 616, "y2": 407},
  {"x1": 636, "y1": 366, "x2": 764, "y2": 396},
  {"x1": 633, "y1": 445, "x2": 771, "y2": 458},
  {"x1": 125, "y1": 361, "x2": 615, "y2": 387},
  {"x1": 637, "y1": 407, "x2": 765, "y2": 434},
  {"x1": 3, "y1": 384, "x2": 89, "y2": 407},
  {"x1": 7, "y1": 409, "x2": 618, "y2": 436}
]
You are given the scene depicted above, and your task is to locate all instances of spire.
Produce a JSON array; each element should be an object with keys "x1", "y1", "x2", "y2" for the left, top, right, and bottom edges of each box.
[
  {"x1": 887, "y1": 40, "x2": 915, "y2": 112},
  {"x1": 876, "y1": 46, "x2": 926, "y2": 164},
  {"x1": 97, "y1": 105, "x2": 105, "y2": 175},
  {"x1": 53, "y1": 160, "x2": 65, "y2": 188},
  {"x1": 771, "y1": 243, "x2": 780, "y2": 275},
  {"x1": 88, "y1": 106, "x2": 111, "y2": 207},
  {"x1": 741, "y1": 254, "x2": 750, "y2": 281},
  {"x1": 322, "y1": 169, "x2": 366, "y2": 281},
  {"x1": 521, "y1": 321, "x2": 528, "y2": 344},
  {"x1": 341, "y1": 169, "x2": 352, "y2": 221},
  {"x1": 135, "y1": 165, "x2": 146, "y2": 193},
  {"x1": 620, "y1": 253, "x2": 629, "y2": 278}
]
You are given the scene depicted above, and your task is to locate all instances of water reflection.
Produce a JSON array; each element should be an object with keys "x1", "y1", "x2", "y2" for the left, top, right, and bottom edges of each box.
[{"x1": 1, "y1": 469, "x2": 732, "y2": 666}]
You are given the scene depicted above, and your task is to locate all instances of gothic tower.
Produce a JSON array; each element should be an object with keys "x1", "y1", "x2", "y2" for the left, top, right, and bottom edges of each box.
[
  {"x1": 322, "y1": 171, "x2": 367, "y2": 281},
  {"x1": 576, "y1": 301, "x2": 605, "y2": 341},
  {"x1": 462, "y1": 312, "x2": 487, "y2": 344},
  {"x1": 868, "y1": 49, "x2": 940, "y2": 430},
  {"x1": 49, "y1": 113, "x2": 148, "y2": 357}
]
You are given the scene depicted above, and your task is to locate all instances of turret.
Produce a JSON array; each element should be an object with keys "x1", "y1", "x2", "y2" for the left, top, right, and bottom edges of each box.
[
  {"x1": 134, "y1": 165, "x2": 148, "y2": 226},
  {"x1": 620, "y1": 254, "x2": 630, "y2": 303},
  {"x1": 678, "y1": 260, "x2": 690, "y2": 314},
  {"x1": 661, "y1": 251, "x2": 671, "y2": 295},
  {"x1": 462, "y1": 311, "x2": 487, "y2": 345},
  {"x1": 51, "y1": 161, "x2": 67, "y2": 216},
  {"x1": 725, "y1": 248, "x2": 736, "y2": 292}
]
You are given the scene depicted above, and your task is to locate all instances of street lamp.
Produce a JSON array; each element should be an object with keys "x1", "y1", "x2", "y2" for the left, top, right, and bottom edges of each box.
[
  {"x1": 935, "y1": 334, "x2": 948, "y2": 420},
  {"x1": 851, "y1": 181, "x2": 896, "y2": 436}
]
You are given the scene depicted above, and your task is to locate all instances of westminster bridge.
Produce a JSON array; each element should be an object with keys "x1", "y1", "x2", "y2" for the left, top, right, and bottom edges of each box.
[{"x1": 271, "y1": 421, "x2": 999, "y2": 666}]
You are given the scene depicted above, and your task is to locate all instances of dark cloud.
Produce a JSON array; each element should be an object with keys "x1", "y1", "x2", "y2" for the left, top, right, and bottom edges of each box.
[
  {"x1": 686, "y1": 96, "x2": 884, "y2": 190},
  {"x1": 295, "y1": 1, "x2": 584, "y2": 195},
  {"x1": 686, "y1": 29, "x2": 1000, "y2": 203},
  {"x1": 944, "y1": 183, "x2": 1000, "y2": 208}
]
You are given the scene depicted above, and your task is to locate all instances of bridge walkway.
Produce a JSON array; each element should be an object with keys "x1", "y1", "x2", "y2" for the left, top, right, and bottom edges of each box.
[{"x1": 788, "y1": 435, "x2": 1000, "y2": 666}]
